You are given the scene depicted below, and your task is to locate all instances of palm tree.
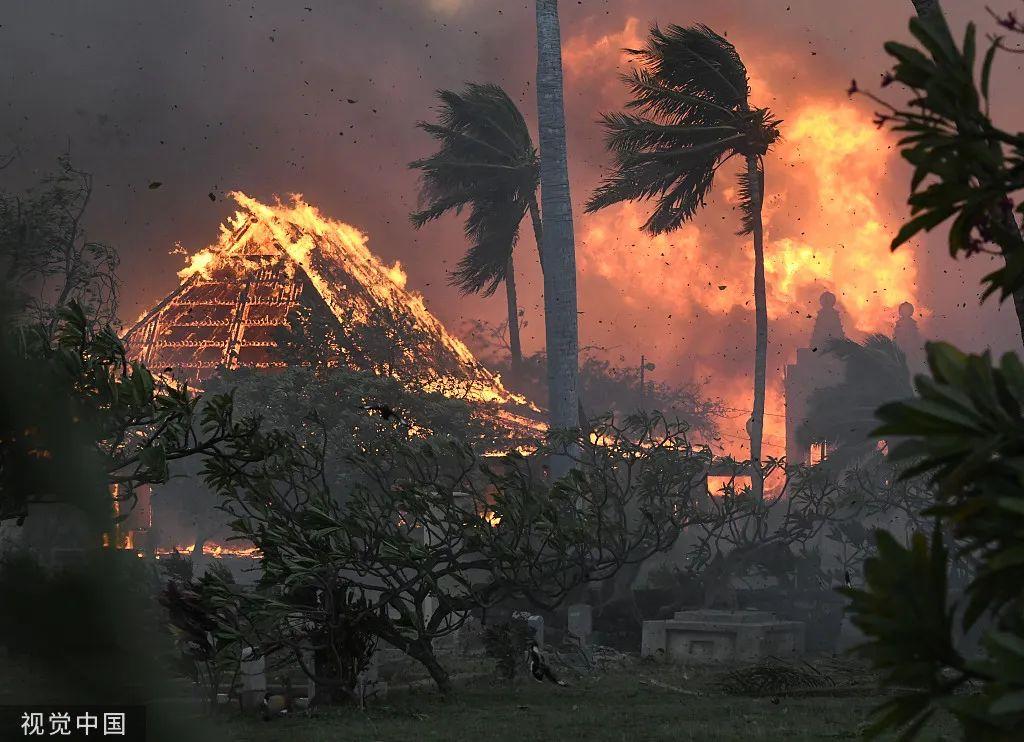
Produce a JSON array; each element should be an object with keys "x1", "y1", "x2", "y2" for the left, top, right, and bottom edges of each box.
[
  {"x1": 796, "y1": 335, "x2": 913, "y2": 471},
  {"x1": 535, "y1": 0, "x2": 582, "y2": 445},
  {"x1": 409, "y1": 84, "x2": 542, "y2": 380},
  {"x1": 585, "y1": 24, "x2": 780, "y2": 496}
]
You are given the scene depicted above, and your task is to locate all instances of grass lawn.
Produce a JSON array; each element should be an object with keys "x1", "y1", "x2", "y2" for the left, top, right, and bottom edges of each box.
[
  {"x1": 0, "y1": 650, "x2": 958, "y2": 740},
  {"x1": 210, "y1": 659, "x2": 959, "y2": 742}
]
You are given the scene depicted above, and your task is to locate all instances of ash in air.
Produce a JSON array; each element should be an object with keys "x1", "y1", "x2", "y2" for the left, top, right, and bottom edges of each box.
[{"x1": 2, "y1": 2, "x2": 1023, "y2": 740}]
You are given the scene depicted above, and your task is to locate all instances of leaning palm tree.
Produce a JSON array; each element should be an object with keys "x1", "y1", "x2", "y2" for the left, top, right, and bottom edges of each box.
[
  {"x1": 586, "y1": 24, "x2": 781, "y2": 497},
  {"x1": 409, "y1": 84, "x2": 542, "y2": 380}
]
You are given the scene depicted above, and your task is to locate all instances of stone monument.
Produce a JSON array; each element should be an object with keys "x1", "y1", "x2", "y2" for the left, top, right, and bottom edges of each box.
[
  {"x1": 641, "y1": 609, "x2": 804, "y2": 664},
  {"x1": 567, "y1": 604, "x2": 593, "y2": 645},
  {"x1": 239, "y1": 647, "x2": 266, "y2": 712}
]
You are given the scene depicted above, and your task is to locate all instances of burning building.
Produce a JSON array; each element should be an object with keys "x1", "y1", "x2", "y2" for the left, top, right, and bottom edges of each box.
[
  {"x1": 127, "y1": 194, "x2": 524, "y2": 400},
  {"x1": 124, "y1": 192, "x2": 542, "y2": 433},
  {"x1": 121, "y1": 192, "x2": 544, "y2": 560}
]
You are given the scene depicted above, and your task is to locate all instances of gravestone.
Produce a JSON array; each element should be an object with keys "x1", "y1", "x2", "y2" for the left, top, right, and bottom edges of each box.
[
  {"x1": 567, "y1": 604, "x2": 593, "y2": 644},
  {"x1": 239, "y1": 647, "x2": 266, "y2": 712},
  {"x1": 356, "y1": 651, "x2": 387, "y2": 701},
  {"x1": 527, "y1": 615, "x2": 545, "y2": 647},
  {"x1": 456, "y1": 616, "x2": 485, "y2": 655},
  {"x1": 301, "y1": 644, "x2": 316, "y2": 704},
  {"x1": 641, "y1": 609, "x2": 804, "y2": 663},
  {"x1": 422, "y1": 595, "x2": 438, "y2": 625}
]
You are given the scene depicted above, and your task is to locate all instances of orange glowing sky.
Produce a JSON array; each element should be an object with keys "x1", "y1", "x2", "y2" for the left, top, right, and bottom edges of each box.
[
  {"x1": 4, "y1": 0, "x2": 1023, "y2": 458},
  {"x1": 559, "y1": 15, "x2": 925, "y2": 454}
]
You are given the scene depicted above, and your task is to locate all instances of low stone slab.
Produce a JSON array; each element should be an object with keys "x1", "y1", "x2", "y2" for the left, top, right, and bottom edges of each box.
[{"x1": 642, "y1": 609, "x2": 804, "y2": 664}]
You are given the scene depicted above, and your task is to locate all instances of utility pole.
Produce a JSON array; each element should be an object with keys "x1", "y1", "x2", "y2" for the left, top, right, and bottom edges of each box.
[
  {"x1": 639, "y1": 355, "x2": 645, "y2": 411},
  {"x1": 639, "y1": 356, "x2": 656, "y2": 411}
]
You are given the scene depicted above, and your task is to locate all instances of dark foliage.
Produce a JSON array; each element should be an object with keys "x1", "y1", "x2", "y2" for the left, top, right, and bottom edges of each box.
[
  {"x1": 0, "y1": 154, "x2": 119, "y2": 330},
  {"x1": 858, "y1": 13, "x2": 1024, "y2": 301},
  {"x1": 586, "y1": 24, "x2": 780, "y2": 235},
  {"x1": 483, "y1": 617, "x2": 530, "y2": 680},
  {"x1": 797, "y1": 335, "x2": 913, "y2": 470},
  {"x1": 841, "y1": 342, "x2": 1024, "y2": 738},
  {"x1": 201, "y1": 411, "x2": 709, "y2": 692},
  {"x1": 0, "y1": 302, "x2": 253, "y2": 529},
  {"x1": 410, "y1": 83, "x2": 540, "y2": 295}
]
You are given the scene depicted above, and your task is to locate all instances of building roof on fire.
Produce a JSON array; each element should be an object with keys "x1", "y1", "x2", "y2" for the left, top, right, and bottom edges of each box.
[{"x1": 123, "y1": 192, "x2": 542, "y2": 437}]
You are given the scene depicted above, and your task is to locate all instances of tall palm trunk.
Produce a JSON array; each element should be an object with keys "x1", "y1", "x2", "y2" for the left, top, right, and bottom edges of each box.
[
  {"x1": 747, "y1": 157, "x2": 768, "y2": 500},
  {"x1": 504, "y1": 255, "x2": 523, "y2": 380},
  {"x1": 528, "y1": 195, "x2": 544, "y2": 267},
  {"x1": 535, "y1": 0, "x2": 581, "y2": 457},
  {"x1": 909, "y1": 0, "x2": 1024, "y2": 342}
]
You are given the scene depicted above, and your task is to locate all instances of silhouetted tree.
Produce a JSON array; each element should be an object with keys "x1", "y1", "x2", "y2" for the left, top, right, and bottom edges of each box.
[
  {"x1": 587, "y1": 24, "x2": 781, "y2": 497},
  {"x1": 797, "y1": 335, "x2": 913, "y2": 470},
  {"x1": 410, "y1": 84, "x2": 541, "y2": 380},
  {"x1": 0, "y1": 154, "x2": 119, "y2": 333}
]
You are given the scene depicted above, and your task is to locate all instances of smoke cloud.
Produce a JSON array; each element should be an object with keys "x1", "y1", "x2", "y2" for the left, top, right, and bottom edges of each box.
[{"x1": 2, "y1": 0, "x2": 1022, "y2": 454}]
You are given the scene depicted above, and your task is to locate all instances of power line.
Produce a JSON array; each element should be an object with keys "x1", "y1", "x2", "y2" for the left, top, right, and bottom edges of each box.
[
  {"x1": 720, "y1": 405, "x2": 788, "y2": 419},
  {"x1": 712, "y1": 430, "x2": 787, "y2": 451}
]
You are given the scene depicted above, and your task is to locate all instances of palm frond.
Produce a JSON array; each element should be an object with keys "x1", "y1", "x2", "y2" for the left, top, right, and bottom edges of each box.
[
  {"x1": 621, "y1": 68, "x2": 734, "y2": 124},
  {"x1": 600, "y1": 111, "x2": 740, "y2": 153},
  {"x1": 450, "y1": 195, "x2": 528, "y2": 296},
  {"x1": 646, "y1": 156, "x2": 723, "y2": 233},
  {"x1": 588, "y1": 23, "x2": 780, "y2": 233},
  {"x1": 631, "y1": 24, "x2": 750, "y2": 113}
]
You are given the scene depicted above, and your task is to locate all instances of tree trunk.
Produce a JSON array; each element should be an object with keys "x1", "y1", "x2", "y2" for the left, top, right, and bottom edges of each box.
[
  {"x1": 530, "y1": 193, "x2": 588, "y2": 427},
  {"x1": 505, "y1": 255, "x2": 523, "y2": 381},
  {"x1": 535, "y1": 0, "x2": 581, "y2": 473},
  {"x1": 407, "y1": 641, "x2": 451, "y2": 694},
  {"x1": 747, "y1": 157, "x2": 768, "y2": 500}
]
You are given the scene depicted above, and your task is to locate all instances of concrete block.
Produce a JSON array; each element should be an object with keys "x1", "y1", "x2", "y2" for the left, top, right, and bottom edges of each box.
[{"x1": 641, "y1": 609, "x2": 805, "y2": 664}]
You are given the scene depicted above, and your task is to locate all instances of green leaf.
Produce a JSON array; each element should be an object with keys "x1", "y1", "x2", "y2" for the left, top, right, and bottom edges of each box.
[
  {"x1": 988, "y1": 690, "x2": 1024, "y2": 716},
  {"x1": 962, "y1": 23, "x2": 977, "y2": 75},
  {"x1": 891, "y1": 207, "x2": 957, "y2": 250},
  {"x1": 981, "y1": 41, "x2": 998, "y2": 101}
]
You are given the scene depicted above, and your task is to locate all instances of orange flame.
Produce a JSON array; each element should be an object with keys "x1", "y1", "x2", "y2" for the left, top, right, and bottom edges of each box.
[
  {"x1": 574, "y1": 111, "x2": 920, "y2": 459},
  {"x1": 564, "y1": 17, "x2": 925, "y2": 461},
  {"x1": 165, "y1": 191, "x2": 539, "y2": 415},
  {"x1": 154, "y1": 542, "x2": 262, "y2": 559}
]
